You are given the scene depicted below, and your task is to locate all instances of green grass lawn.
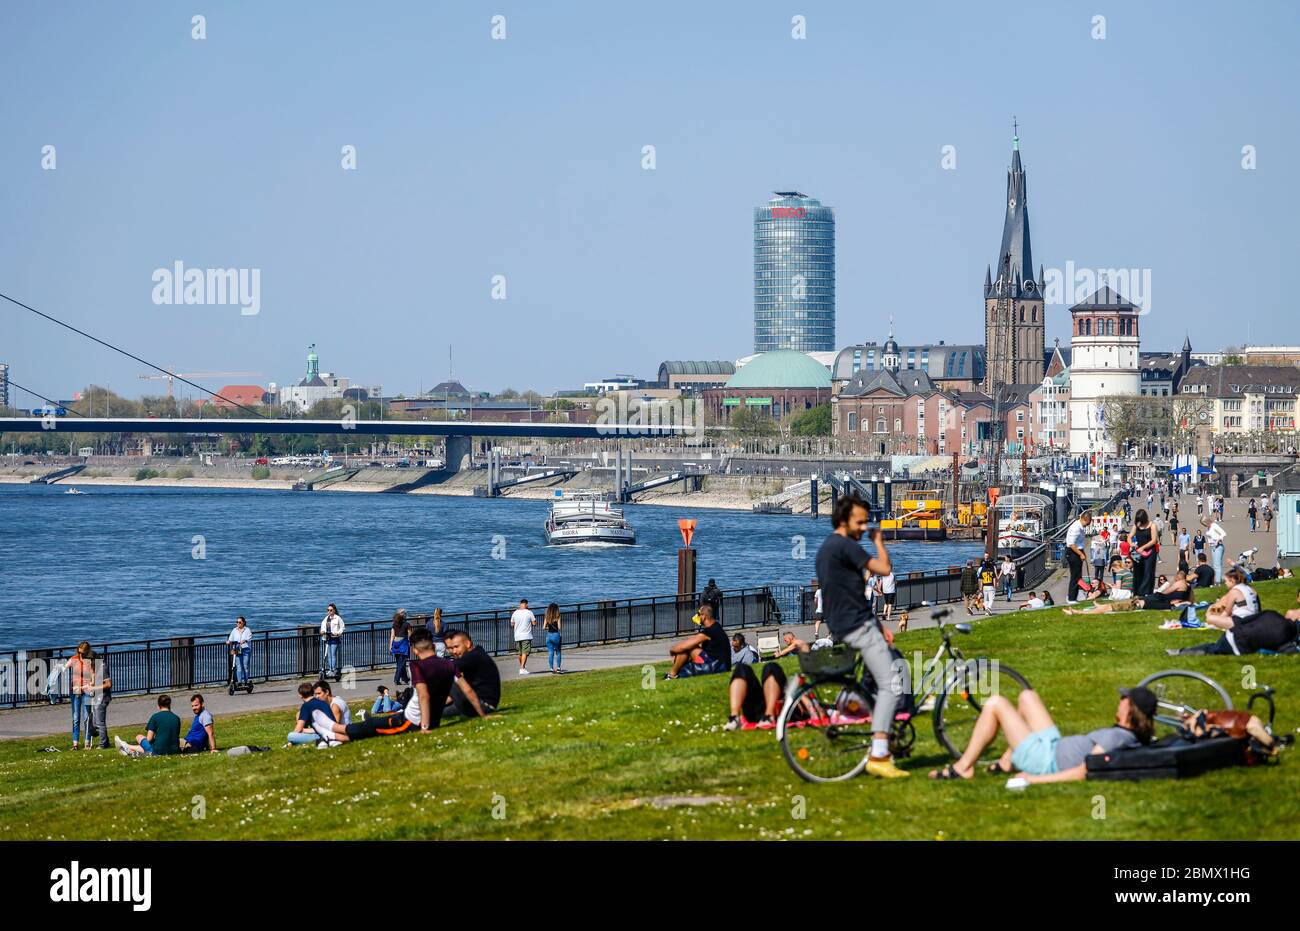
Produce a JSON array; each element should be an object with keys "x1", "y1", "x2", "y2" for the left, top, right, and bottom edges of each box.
[{"x1": 3, "y1": 581, "x2": 1299, "y2": 841}]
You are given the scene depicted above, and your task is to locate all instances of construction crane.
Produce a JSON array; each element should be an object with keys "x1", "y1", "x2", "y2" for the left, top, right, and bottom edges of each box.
[{"x1": 138, "y1": 369, "x2": 261, "y2": 399}]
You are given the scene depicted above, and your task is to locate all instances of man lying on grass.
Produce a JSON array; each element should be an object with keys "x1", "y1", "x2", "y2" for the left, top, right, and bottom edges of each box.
[
  {"x1": 312, "y1": 628, "x2": 490, "y2": 743},
  {"x1": 1169, "y1": 588, "x2": 1300, "y2": 657},
  {"x1": 928, "y1": 685, "x2": 1156, "y2": 782}
]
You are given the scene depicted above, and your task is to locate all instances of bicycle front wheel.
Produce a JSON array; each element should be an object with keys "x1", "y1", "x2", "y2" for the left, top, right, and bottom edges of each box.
[
  {"x1": 1138, "y1": 669, "x2": 1233, "y2": 731},
  {"x1": 778, "y1": 680, "x2": 874, "y2": 783},
  {"x1": 933, "y1": 659, "x2": 1032, "y2": 760}
]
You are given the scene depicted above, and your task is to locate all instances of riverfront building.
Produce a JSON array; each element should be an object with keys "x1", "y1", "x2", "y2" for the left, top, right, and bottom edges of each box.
[
  {"x1": 702, "y1": 349, "x2": 832, "y2": 423},
  {"x1": 1067, "y1": 285, "x2": 1142, "y2": 456},
  {"x1": 754, "y1": 192, "x2": 835, "y2": 354}
]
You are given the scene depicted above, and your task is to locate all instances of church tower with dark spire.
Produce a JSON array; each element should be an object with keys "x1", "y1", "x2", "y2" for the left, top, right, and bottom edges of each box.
[{"x1": 983, "y1": 124, "x2": 1046, "y2": 391}]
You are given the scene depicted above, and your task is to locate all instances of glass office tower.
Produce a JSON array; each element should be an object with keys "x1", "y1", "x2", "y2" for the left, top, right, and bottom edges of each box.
[{"x1": 753, "y1": 191, "x2": 835, "y2": 353}]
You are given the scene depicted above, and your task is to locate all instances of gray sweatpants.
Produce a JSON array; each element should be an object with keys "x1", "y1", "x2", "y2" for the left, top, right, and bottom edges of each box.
[{"x1": 842, "y1": 622, "x2": 909, "y2": 735}]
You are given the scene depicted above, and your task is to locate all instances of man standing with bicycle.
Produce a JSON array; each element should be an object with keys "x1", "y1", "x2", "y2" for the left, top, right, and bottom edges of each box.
[{"x1": 814, "y1": 496, "x2": 910, "y2": 779}]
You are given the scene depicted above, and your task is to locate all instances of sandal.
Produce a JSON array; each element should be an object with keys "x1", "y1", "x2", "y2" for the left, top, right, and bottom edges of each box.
[
  {"x1": 987, "y1": 759, "x2": 1012, "y2": 775},
  {"x1": 929, "y1": 764, "x2": 968, "y2": 780}
]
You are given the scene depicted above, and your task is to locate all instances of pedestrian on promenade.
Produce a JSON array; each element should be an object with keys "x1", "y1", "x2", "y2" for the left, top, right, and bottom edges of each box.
[
  {"x1": 1089, "y1": 535, "x2": 1106, "y2": 584},
  {"x1": 67, "y1": 641, "x2": 95, "y2": 750},
  {"x1": 429, "y1": 607, "x2": 446, "y2": 657},
  {"x1": 543, "y1": 602, "x2": 564, "y2": 674},
  {"x1": 700, "y1": 578, "x2": 723, "y2": 623},
  {"x1": 510, "y1": 598, "x2": 536, "y2": 675},
  {"x1": 389, "y1": 610, "x2": 411, "y2": 686},
  {"x1": 960, "y1": 560, "x2": 979, "y2": 615},
  {"x1": 1248, "y1": 498, "x2": 1258, "y2": 533},
  {"x1": 1000, "y1": 554, "x2": 1016, "y2": 601},
  {"x1": 979, "y1": 558, "x2": 997, "y2": 615},
  {"x1": 1262, "y1": 501, "x2": 1274, "y2": 533},
  {"x1": 227, "y1": 616, "x2": 253, "y2": 688},
  {"x1": 319, "y1": 603, "x2": 345, "y2": 681}
]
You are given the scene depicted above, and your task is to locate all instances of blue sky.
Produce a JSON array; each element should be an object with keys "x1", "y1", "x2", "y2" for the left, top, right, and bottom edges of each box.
[{"x1": 2, "y1": 0, "x2": 1296, "y2": 400}]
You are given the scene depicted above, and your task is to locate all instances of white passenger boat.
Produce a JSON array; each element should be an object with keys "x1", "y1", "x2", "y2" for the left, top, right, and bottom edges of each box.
[
  {"x1": 544, "y1": 491, "x2": 636, "y2": 545},
  {"x1": 994, "y1": 493, "x2": 1054, "y2": 555}
]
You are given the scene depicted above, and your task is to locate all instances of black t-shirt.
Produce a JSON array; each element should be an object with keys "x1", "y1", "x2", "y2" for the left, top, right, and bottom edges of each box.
[
  {"x1": 453, "y1": 645, "x2": 501, "y2": 707},
  {"x1": 1132, "y1": 526, "x2": 1152, "y2": 555},
  {"x1": 815, "y1": 532, "x2": 874, "y2": 640},
  {"x1": 1231, "y1": 611, "x2": 1297, "y2": 654},
  {"x1": 1193, "y1": 564, "x2": 1215, "y2": 588},
  {"x1": 698, "y1": 622, "x2": 731, "y2": 667},
  {"x1": 410, "y1": 654, "x2": 459, "y2": 728}
]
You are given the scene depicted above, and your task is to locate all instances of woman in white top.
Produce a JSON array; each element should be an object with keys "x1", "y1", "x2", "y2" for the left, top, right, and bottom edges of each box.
[{"x1": 1206, "y1": 567, "x2": 1260, "y2": 626}]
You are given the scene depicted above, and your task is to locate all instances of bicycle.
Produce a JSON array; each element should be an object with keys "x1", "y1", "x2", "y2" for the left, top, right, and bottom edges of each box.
[{"x1": 776, "y1": 609, "x2": 1032, "y2": 783}]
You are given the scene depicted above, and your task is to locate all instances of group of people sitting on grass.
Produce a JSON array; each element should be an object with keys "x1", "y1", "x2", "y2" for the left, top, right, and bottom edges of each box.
[
  {"x1": 111, "y1": 627, "x2": 505, "y2": 757},
  {"x1": 288, "y1": 627, "x2": 502, "y2": 747},
  {"x1": 115, "y1": 693, "x2": 217, "y2": 757}
]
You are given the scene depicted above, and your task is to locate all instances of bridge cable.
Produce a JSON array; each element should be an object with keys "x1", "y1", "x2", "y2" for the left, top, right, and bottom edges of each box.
[{"x1": 0, "y1": 290, "x2": 266, "y2": 418}]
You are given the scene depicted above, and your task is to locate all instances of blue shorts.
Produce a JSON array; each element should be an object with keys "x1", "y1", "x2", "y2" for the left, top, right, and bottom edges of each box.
[
  {"x1": 678, "y1": 656, "x2": 727, "y2": 678},
  {"x1": 1011, "y1": 725, "x2": 1061, "y2": 775}
]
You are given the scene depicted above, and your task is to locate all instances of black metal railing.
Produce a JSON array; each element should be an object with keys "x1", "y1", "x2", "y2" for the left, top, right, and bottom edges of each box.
[{"x1": 0, "y1": 586, "x2": 785, "y2": 709}]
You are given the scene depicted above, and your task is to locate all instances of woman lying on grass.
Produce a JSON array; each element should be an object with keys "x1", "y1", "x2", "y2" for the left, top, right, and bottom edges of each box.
[{"x1": 929, "y1": 686, "x2": 1156, "y2": 782}]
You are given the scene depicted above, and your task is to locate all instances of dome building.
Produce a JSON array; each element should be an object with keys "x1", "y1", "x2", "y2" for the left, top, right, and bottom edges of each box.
[{"x1": 702, "y1": 349, "x2": 832, "y2": 423}]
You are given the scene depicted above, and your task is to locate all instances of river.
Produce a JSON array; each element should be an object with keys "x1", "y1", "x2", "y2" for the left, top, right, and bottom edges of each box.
[{"x1": 0, "y1": 484, "x2": 985, "y2": 648}]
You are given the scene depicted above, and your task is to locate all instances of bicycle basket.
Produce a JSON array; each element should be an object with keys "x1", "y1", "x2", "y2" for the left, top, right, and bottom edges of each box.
[{"x1": 798, "y1": 644, "x2": 857, "y2": 678}]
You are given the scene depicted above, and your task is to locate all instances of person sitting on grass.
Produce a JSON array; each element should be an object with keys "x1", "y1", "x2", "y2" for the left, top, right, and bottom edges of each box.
[
  {"x1": 1110, "y1": 556, "x2": 1134, "y2": 594},
  {"x1": 664, "y1": 603, "x2": 730, "y2": 680},
  {"x1": 313, "y1": 628, "x2": 488, "y2": 743},
  {"x1": 772, "y1": 630, "x2": 811, "y2": 659},
  {"x1": 730, "y1": 633, "x2": 760, "y2": 666},
  {"x1": 372, "y1": 685, "x2": 401, "y2": 715},
  {"x1": 314, "y1": 680, "x2": 352, "y2": 725},
  {"x1": 724, "y1": 660, "x2": 791, "y2": 731},
  {"x1": 287, "y1": 681, "x2": 340, "y2": 747},
  {"x1": 115, "y1": 694, "x2": 181, "y2": 757},
  {"x1": 179, "y1": 694, "x2": 217, "y2": 753},
  {"x1": 1167, "y1": 588, "x2": 1299, "y2": 657},
  {"x1": 1190, "y1": 552, "x2": 1216, "y2": 590},
  {"x1": 442, "y1": 629, "x2": 501, "y2": 718},
  {"x1": 1019, "y1": 592, "x2": 1046, "y2": 610},
  {"x1": 928, "y1": 685, "x2": 1156, "y2": 782},
  {"x1": 1142, "y1": 570, "x2": 1194, "y2": 609}
]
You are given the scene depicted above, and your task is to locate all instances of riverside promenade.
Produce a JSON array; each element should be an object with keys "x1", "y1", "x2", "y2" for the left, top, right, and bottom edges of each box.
[{"x1": 11, "y1": 486, "x2": 1262, "y2": 742}]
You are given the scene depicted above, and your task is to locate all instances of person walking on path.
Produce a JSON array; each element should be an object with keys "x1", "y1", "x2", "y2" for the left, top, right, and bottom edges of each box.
[
  {"x1": 700, "y1": 578, "x2": 723, "y2": 624},
  {"x1": 542, "y1": 602, "x2": 564, "y2": 674},
  {"x1": 1000, "y1": 555, "x2": 1016, "y2": 602},
  {"x1": 389, "y1": 610, "x2": 411, "y2": 686},
  {"x1": 510, "y1": 598, "x2": 536, "y2": 675},
  {"x1": 1262, "y1": 500, "x2": 1274, "y2": 533},
  {"x1": 319, "y1": 603, "x2": 345, "y2": 681},
  {"x1": 1063, "y1": 512, "x2": 1091, "y2": 604},
  {"x1": 979, "y1": 558, "x2": 998, "y2": 615},
  {"x1": 813, "y1": 496, "x2": 909, "y2": 779},
  {"x1": 67, "y1": 641, "x2": 96, "y2": 750},
  {"x1": 1248, "y1": 498, "x2": 1258, "y2": 533},
  {"x1": 88, "y1": 648, "x2": 112, "y2": 750},
  {"x1": 960, "y1": 560, "x2": 979, "y2": 615},
  {"x1": 227, "y1": 616, "x2": 253, "y2": 688}
]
